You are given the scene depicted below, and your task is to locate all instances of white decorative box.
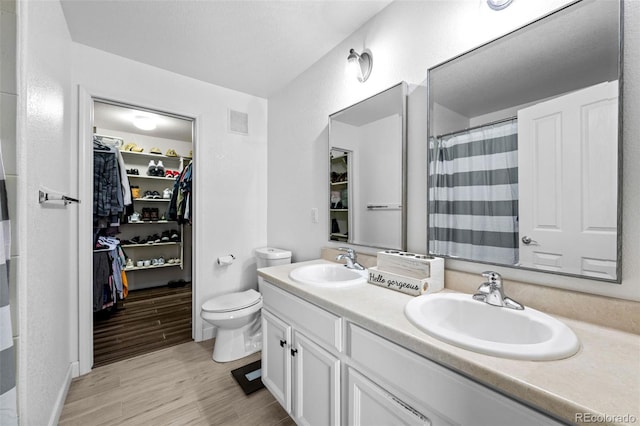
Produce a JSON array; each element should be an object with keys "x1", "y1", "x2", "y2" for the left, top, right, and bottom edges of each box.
[
  {"x1": 377, "y1": 251, "x2": 434, "y2": 279},
  {"x1": 367, "y1": 266, "x2": 443, "y2": 296}
]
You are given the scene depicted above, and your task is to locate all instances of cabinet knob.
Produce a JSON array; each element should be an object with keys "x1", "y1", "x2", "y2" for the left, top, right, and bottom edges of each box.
[
  {"x1": 279, "y1": 339, "x2": 286, "y2": 348},
  {"x1": 291, "y1": 348, "x2": 298, "y2": 357}
]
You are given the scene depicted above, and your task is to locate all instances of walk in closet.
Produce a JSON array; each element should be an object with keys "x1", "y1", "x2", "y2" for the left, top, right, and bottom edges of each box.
[{"x1": 91, "y1": 101, "x2": 194, "y2": 367}]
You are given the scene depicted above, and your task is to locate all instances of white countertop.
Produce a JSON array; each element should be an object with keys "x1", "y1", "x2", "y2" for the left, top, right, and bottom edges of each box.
[{"x1": 258, "y1": 259, "x2": 640, "y2": 426}]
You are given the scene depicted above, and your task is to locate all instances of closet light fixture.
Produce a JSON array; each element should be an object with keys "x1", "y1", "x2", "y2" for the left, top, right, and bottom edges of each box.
[
  {"x1": 132, "y1": 115, "x2": 157, "y2": 131},
  {"x1": 487, "y1": 0, "x2": 513, "y2": 10},
  {"x1": 347, "y1": 48, "x2": 372, "y2": 83}
]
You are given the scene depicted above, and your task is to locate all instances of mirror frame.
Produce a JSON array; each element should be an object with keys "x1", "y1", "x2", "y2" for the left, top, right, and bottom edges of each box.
[
  {"x1": 329, "y1": 81, "x2": 408, "y2": 251},
  {"x1": 426, "y1": 0, "x2": 624, "y2": 283}
]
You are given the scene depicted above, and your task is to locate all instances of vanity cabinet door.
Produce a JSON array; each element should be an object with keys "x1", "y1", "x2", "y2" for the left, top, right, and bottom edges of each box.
[
  {"x1": 347, "y1": 367, "x2": 436, "y2": 426},
  {"x1": 292, "y1": 330, "x2": 341, "y2": 426},
  {"x1": 261, "y1": 309, "x2": 292, "y2": 413}
]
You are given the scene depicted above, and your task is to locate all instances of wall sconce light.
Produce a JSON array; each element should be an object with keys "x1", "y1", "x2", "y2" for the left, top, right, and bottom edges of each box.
[
  {"x1": 347, "y1": 48, "x2": 372, "y2": 83},
  {"x1": 487, "y1": 0, "x2": 513, "y2": 10}
]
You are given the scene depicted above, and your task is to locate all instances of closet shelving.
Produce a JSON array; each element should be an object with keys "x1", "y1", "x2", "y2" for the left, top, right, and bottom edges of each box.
[
  {"x1": 124, "y1": 263, "x2": 182, "y2": 272},
  {"x1": 120, "y1": 149, "x2": 186, "y2": 272}
]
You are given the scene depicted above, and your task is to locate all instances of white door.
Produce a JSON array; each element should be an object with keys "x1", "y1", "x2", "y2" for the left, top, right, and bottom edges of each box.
[
  {"x1": 292, "y1": 331, "x2": 341, "y2": 426},
  {"x1": 518, "y1": 81, "x2": 618, "y2": 279},
  {"x1": 347, "y1": 367, "x2": 435, "y2": 426},
  {"x1": 261, "y1": 309, "x2": 292, "y2": 413}
]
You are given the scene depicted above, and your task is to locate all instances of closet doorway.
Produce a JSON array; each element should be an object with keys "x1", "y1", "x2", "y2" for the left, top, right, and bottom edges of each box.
[{"x1": 90, "y1": 100, "x2": 195, "y2": 367}]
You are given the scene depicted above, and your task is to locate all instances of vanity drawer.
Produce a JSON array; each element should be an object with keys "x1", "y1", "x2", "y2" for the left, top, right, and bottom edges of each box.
[
  {"x1": 260, "y1": 281, "x2": 342, "y2": 352},
  {"x1": 346, "y1": 323, "x2": 562, "y2": 426}
]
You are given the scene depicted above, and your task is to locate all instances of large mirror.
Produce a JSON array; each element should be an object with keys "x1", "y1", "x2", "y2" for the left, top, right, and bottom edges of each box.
[
  {"x1": 427, "y1": 0, "x2": 622, "y2": 282},
  {"x1": 329, "y1": 82, "x2": 407, "y2": 250}
]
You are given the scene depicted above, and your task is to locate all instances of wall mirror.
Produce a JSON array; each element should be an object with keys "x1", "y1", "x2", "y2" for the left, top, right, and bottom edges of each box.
[
  {"x1": 427, "y1": 0, "x2": 622, "y2": 282},
  {"x1": 329, "y1": 82, "x2": 407, "y2": 250}
]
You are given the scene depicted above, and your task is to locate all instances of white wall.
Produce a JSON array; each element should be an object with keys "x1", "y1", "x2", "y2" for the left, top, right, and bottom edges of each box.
[
  {"x1": 16, "y1": 0, "x2": 74, "y2": 424},
  {"x1": 72, "y1": 43, "x2": 268, "y2": 344},
  {"x1": 267, "y1": 0, "x2": 640, "y2": 301}
]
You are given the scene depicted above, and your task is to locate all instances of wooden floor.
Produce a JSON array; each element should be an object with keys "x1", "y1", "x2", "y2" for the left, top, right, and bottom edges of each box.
[
  {"x1": 93, "y1": 284, "x2": 193, "y2": 367},
  {"x1": 60, "y1": 340, "x2": 294, "y2": 426}
]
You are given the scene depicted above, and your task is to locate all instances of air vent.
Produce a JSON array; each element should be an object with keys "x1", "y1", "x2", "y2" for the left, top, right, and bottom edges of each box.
[{"x1": 228, "y1": 109, "x2": 249, "y2": 135}]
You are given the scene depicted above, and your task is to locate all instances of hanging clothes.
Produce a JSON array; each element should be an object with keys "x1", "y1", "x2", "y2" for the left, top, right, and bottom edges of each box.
[
  {"x1": 93, "y1": 237, "x2": 127, "y2": 312},
  {"x1": 168, "y1": 160, "x2": 193, "y2": 224},
  {"x1": 93, "y1": 136, "x2": 132, "y2": 228}
]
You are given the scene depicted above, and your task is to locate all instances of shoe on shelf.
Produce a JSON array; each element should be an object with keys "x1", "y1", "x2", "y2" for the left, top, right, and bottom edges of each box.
[
  {"x1": 151, "y1": 191, "x2": 161, "y2": 199},
  {"x1": 167, "y1": 279, "x2": 186, "y2": 288},
  {"x1": 158, "y1": 257, "x2": 165, "y2": 265},
  {"x1": 161, "y1": 231, "x2": 171, "y2": 242},
  {"x1": 169, "y1": 230, "x2": 180, "y2": 241},
  {"x1": 141, "y1": 208, "x2": 151, "y2": 221},
  {"x1": 162, "y1": 188, "x2": 172, "y2": 199},
  {"x1": 149, "y1": 208, "x2": 159, "y2": 221},
  {"x1": 125, "y1": 258, "x2": 133, "y2": 268},
  {"x1": 147, "y1": 160, "x2": 157, "y2": 176},
  {"x1": 156, "y1": 160, "x2": 165, "y2": 176},
  {"x1": 123, "y1": 236, "x2": 140, "y2": 245},
  {"x1": 152, "y1": 258, "x2": 159, "y2": 266}
]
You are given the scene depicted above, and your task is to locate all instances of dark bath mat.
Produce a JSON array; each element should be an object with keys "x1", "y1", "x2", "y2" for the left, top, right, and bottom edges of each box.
[{"x1": 231, "y1": 359, "x2": 265, "y2": 395}]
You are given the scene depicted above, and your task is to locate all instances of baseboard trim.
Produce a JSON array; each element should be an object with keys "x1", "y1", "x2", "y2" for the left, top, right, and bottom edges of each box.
[
  {"x1": 201, "y1": 325, "x2": 216, "y2": 341},
  {"x1": 48, "y1": 362, "x2": 73, "y2": 426}
]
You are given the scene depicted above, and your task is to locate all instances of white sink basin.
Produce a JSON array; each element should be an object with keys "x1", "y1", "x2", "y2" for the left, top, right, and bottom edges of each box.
[
  {"x1": 289, "y1": 263, "x2": 367, "y2": 288},
  {"x1": 404, "y1": 293, "x2": 580, "y2": 361}
]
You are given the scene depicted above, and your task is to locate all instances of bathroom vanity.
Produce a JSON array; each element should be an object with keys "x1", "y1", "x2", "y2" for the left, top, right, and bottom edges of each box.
[{"x1": 258, "y1": 260, "x2": 640, "y2": 426}]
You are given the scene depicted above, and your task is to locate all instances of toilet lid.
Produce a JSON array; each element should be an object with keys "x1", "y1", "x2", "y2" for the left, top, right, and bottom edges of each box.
[{"x1": 202, "y1": 289, "x2": 262, "y2": 313}]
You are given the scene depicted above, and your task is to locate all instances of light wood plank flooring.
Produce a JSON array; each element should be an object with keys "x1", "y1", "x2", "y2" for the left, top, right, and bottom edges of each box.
[{"x1": 60, "y1": 340, "x2": 294, "y2": 426}]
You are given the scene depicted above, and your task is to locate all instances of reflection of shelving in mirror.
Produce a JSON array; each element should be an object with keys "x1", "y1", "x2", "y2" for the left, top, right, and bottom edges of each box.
[
  {"x1": 330, "y1": 148, "x2": 352, "y2": 242},
  {"x1": 328, "y1": 82, "x2": 407, "y2": 250}
]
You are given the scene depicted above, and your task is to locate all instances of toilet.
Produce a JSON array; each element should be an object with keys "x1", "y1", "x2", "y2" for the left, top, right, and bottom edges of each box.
[{"x1": 201, "y1": 247, "x2": 292, "y2": 362}]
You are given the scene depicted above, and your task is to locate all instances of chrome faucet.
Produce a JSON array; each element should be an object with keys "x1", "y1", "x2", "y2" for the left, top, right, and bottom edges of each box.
[
  {"x1": 473, "y1": 271, "x2": 524, "y2": 310},
  {"x1": 336, "y1": 247, "x2": 365, "y2": 270}
]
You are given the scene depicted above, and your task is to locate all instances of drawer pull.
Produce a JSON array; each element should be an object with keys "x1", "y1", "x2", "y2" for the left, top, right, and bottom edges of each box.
[
  {"x1": 280, "y1": 339, "x2": 287, "y2": 347},
  {"x1": 291, "y1": 348, "x2": 298, "y2": 357}
]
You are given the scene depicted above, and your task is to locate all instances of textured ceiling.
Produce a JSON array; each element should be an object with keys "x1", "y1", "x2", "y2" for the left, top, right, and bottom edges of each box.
[{"x1": 60, "y1": 0, "x2": 393, "y2": 98}]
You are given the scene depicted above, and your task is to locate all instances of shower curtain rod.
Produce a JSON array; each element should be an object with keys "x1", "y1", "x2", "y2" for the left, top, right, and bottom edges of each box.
[{"x1": 435, "y1": 115, "x2": 517, "y2": 139}]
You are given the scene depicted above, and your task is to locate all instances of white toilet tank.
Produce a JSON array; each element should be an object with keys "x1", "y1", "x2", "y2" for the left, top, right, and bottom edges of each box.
[{"x1": 256, "y1": 247, "x2": 292, "y2": 268}]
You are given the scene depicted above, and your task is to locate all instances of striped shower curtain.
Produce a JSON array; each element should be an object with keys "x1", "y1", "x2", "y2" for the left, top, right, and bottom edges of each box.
[
  {"x1": 0, "y1": 148, "x2": 16, "y2": 425},
  {"x1": 428, "y1": 119, "x2": 519, "y2": 265}
]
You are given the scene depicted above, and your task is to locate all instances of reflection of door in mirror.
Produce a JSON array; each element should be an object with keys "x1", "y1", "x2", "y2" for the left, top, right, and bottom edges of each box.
[
  {"x1": 330, "y1": 149, "x2": 351, "y2": 242},
  {"x1": 518, "y1": 81, "x2": 618, "y2": 280}
]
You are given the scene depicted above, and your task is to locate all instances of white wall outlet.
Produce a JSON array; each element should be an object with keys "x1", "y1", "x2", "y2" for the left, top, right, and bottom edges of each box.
[{"x1": 311, "y1": 208, "x2": 319, "y2": 224}]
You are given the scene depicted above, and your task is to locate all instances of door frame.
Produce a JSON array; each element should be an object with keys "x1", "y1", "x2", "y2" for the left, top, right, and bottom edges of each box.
[{"x1": 77, "y1": 86, "x2": 199, "y2": 375}]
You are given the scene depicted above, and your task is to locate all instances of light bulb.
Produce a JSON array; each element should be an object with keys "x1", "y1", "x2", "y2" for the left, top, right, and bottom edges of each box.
[{"x1": 133, "y1": 116, "x2": 157, "y2": 131}]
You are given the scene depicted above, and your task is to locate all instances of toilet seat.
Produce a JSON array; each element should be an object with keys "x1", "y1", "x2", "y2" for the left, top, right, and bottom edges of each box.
[{"x1": 202, "y1": 289, "x2": 262, "y2": 313}]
